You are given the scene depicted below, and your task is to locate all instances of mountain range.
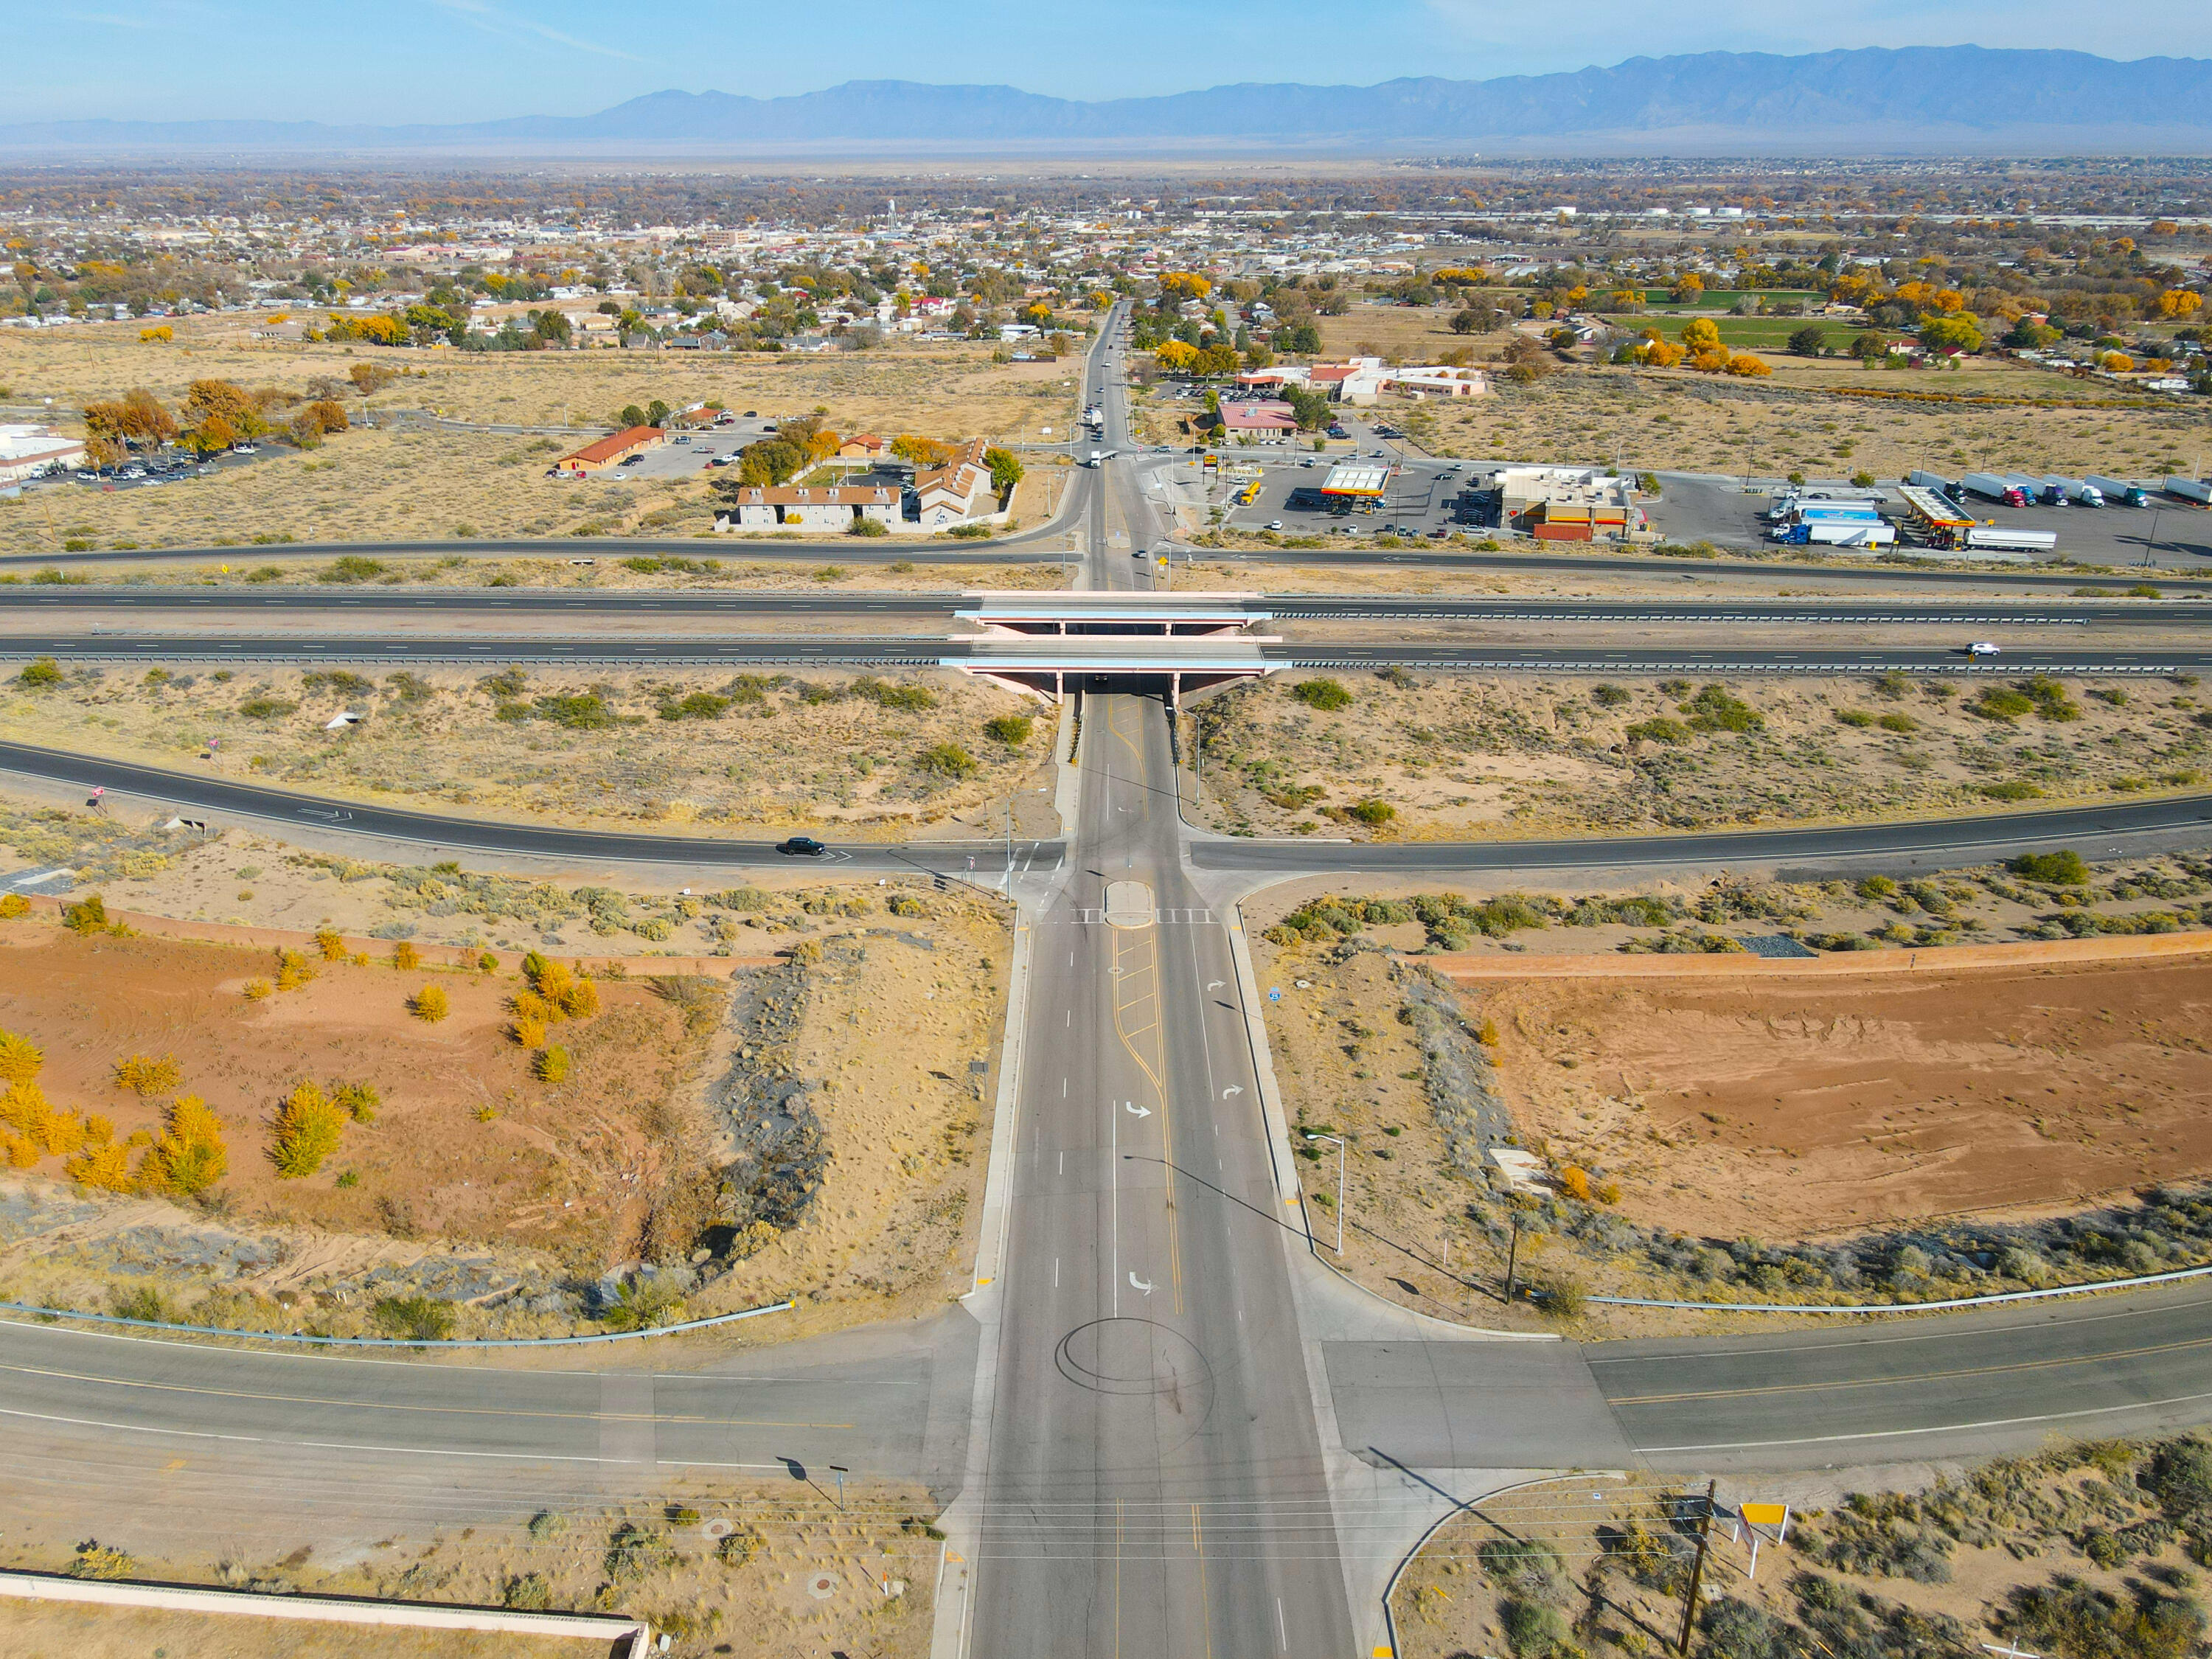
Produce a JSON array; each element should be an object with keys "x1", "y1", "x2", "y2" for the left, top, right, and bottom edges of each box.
[{"x1": 6, "y1": 47, "x2": 2212, "y2": 155}]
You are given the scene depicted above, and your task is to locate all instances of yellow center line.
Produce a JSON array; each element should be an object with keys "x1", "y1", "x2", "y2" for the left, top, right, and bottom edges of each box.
[
  {"x1": 1608, "y1": 1331, "x2": 2212, "y2": 1408},
  {"x1": 0, "y1": 1363, "x2": 850, "y2": 1428},
  {"x1": 1110, "y1": 925, "x2": 1183, "y2": 1315}
]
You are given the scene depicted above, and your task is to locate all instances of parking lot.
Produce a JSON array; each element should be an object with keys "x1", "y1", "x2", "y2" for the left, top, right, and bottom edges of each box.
[
  {"x1": 1218, "y1": 453, "x2": 1478, "y2": 539},
  {"x1": 1648, "y1": 475, "x2": 2212, "y2": 571}
]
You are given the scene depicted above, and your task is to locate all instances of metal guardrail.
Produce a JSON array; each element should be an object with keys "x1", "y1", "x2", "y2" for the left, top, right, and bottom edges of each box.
[
  {"x1": 0, "y1": 1295, "x2": 794, "y2": 1348},
  {"x1": 1590, "y1": 1261, "x2": 2212, "y2": 1315},
  {"x1": 1280, "y1": 658, "x2": 2183, "y2": 674}
]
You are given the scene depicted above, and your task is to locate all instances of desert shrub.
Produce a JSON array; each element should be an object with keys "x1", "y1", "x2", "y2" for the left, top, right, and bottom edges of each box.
[
  {"x1": 502, "y1": 1573, "x2": 552, "y2": 1610},
  {"x1": 112, "y1": 1053, "x2": 181, "y2": 1096},
  {"x1": 62, "y1": 894, "x2": 110, "y2": 934},
  {"x1": 1796, "y1": 1492, "x2": 1953, "y2": 1582},
  {"x1": 0, "y1": 1029, "x2": 44, "y2": 1085},
  {"x1": 392, "y1": 941, "x2": 420, "y2": 970},
  {"x1": 1699, "y1": 1597, "x2": 1789, "y2": 1659},
  {"x1": 1497, "y1": 1599, "x2": 1569, "y2": 1657},
  {"x1": 1680, "y1": 683, "x2": 1764, "y2": 733},
  {"x1": 268, "y1": 1080, "x2": 344, "y2": 1178},
  {"x1": 237, "y1": 696, "x2": 297, "y2": 720},
  {"x1": 1592, "y1": 683, "x2": 1630, "y2": 706},
  {"x1": 984, "y1": 713, "x2": 1033, "y2": 745},
  {"x1": 66, "y1": 1135, "x2": 136, "y2": 1193},
  {"x1": 917, "y1": 741, "x2": 978, "y2": 779},
  {"x1": 717, "y1": 1525, "x2": 766, "y2": 1567},
  {"x1": 18, "y1": 657, "x2": 63, "y2": 687},
  {"x1": 658, "y1": 690, "x2": 730, "y2": 722},
  {"x1": 526, "y1": 1510, "x2": 569, "y2": 1541},
  {"x1": 1980, "y1": 780, "x2": 2044, "y2": 801},
  {"x1": 1970, "y1": 686, "x2": 2035, "y2": 721},
  {"x1": 851, "y1": 676, "x2": 936, "y2": 711},
  {"x1": 1293, "y1": 678, "x2": 1352, "y2": 711},
  {"x1": 410, "y1": 985, "x2": 449, "y2": 1022},
  {"x1": 558, "y1": 978, "x2": 599, "y2": 1019},
  {"x1": 600, "y1": 1273, "x2": 685, "y2": 1331},
  {"x1": 240, "y1": 978, "x2": 274, "y2": 1001},
  {"x1": 2003, "y1": 1575, "x2": 2205, "y2": 1659},
  {"x1": 66, "y1": 1541, "x2": 137, "y2": 1581},
  {"x1": 1532, "y1": 1273, "x2": 1587, "y2": 1318},
  {"x1": 1834, "y1": 709, "x2": 1874, "y2": 727},
  {"x1": 535, "y1": 1046, "x2": 570, "y2": 1083},
  {"x1": 372, "y1": 1295, "x2": 454, "y2": 1343},
  {"x1": 1877, "y1": 712, "x2": 1919, "y2": 732},
  {"x1": 2011, "y1": 849, "x2": 2090, "y2": 886},
  {"x1": 313, "y1": 928, "x2": 346, "y2": 961},
  {"x1": 1346, "y1": 799, "x2": 1396, "y2": 827},
  {"x1": 513, "y1": 1015, "x2": 548, "y2": 1048},
  {"x1": 274, "y1": 947, "x2": 317, "y2": 991},
  {"x1": 2143, "y1": 1437, "x2": 2212, "y2": 1518},
  {"x1": 0, "y1": 893, "x2": 28, "y2": 919},
  {"x1": 331, "y1": 1081, "x2": 380, "y2": 1122},
  {"x1": 1627, "y1": 716, "x2": 1688, "y2": 745},
  {"x1": 603, "y1": 1520, "x2": 675, "y2": 1581},
  {"x1": 1478, "y1": 1534, "x2": 1566, "y2": 1600}
]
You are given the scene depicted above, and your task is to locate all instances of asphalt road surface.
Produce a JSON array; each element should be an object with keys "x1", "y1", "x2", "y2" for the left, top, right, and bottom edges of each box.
[
  {"x1": 5, "y1": 588, "x2": 2210, "y2": 630},
  {"x1": 0, "y1": 738, "x2": 1064, "y2": 875},
  {"x1": 3, "y1": 634, "x2": 2208, "y2": 674},
  {"x1": 1190, "y1": 791, "x2": 2212, "y2": 875}
]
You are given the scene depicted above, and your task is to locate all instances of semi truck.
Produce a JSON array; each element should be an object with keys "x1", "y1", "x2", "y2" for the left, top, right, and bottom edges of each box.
[
  {"x1": 1905, "y1": 469, "x2": 1959, "y2": 497},
  {"x1": 1775, "y1": 501, "x2": 1882, "y2": 524},
  {"x1": 1963, "y1": 473, "x2": 2030, "y2": 507},
  {"x1": 2085, "y1": 475, "x2": 2153, "y2": 507},
  {"x1": 1771, "y1": 520, "x2": 1896, "y2": 546},
  {"x1": 2006, "y1": 473, "x2": 2063, "y2": 506},
  {"x1": 2166, "y1": 477, "x2": 2212, "y2": 505},
  {"x1": 1964, "y1": 526, "x2": 2059, "y2": 552},
  {"x1": 2045, "y1": 476, "x2": 2105, "y2": 507}
]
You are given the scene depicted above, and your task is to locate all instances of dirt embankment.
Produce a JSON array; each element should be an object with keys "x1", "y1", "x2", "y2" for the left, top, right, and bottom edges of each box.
[
  {"x1": 0, "y1": 881, "x2": 1008, "y2": 1340},
  {"x1": 0, "y1": 663, "x2": 1057, "y2": 838},
  {"x1": 1189, "y1": 668, "x2": 2209, "y2": 841}
]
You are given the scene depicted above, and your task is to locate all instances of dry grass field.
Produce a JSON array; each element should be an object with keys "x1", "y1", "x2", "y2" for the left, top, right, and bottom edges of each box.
[
  {"x1": 1317, "y1": 302, "x2": 2208, "y2": 480},
  {"x1": 0, "y1": 315, "x2": 1079, "y2": 552},
  {"x1": 1188, "y1": 667, "x2": 2210, "y2": 840},
  {"x1": 0, "y1": 664, "x2": 1056, "y2": 838}
]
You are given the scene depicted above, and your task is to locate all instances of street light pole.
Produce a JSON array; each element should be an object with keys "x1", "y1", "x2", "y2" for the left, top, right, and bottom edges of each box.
[{"x1": 1303, "y1": 1132, "x2": 1346, "y2": 1254}]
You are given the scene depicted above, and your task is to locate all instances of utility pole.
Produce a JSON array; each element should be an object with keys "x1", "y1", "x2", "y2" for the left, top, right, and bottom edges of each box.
[
  {"x1": 1503, "y1": 1203, "x2": 1526, "y2": 1303},
  {"x1": 1677, "y1": 1478, "x2": 1718, "y2": 1655}
]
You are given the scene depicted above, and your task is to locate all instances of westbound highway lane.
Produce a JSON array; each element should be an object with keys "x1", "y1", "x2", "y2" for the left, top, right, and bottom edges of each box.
[
  {"x1": 2, "y1": 635, "x2": 2208, "y2": 674},
  {"x1": 0, "y1": 739, "x2": 1062, "y2": 875}
]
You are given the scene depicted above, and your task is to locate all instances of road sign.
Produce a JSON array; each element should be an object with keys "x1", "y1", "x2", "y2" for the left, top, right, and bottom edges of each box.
[{"x1": 1738, "y1": 1501, "x2": 1791, "y2": 1579}]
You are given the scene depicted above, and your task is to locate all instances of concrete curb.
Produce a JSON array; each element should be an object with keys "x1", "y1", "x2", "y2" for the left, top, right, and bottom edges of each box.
[
  {"x1": 0, "y1": 1298, "x2": 792, "y2": 1350},
  {"x1": 0, "y1": 1568, "x2": 651, "y2": 1651},
  {"x1": 1593, "y1": 1259, "x2": 2212, "y2": 1315}
]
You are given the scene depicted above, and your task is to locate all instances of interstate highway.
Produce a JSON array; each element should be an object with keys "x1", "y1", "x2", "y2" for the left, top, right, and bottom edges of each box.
[{"x1": 2, "y1": 587, "x2": 2211, "y2": 629}]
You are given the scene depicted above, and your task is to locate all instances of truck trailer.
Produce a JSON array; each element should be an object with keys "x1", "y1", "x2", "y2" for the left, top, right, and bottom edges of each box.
[
  {"x1": 2085, "y1": 475, "x2": 2152, "y2": 507},
  {"x1": 2006, "y1": 474, "x2": 2063, "y2": 506},
  {"x1": 1771, "y1": 521, "x2": 1897, "y2": 547},
  {"x1": 2166, "y1": 477, "x2": 2212, "y2": 506},
  {"x1": 1905, "y1": 470, "x2": 1958, "y2": 496},
  {"x1": 1964, "y1": 526, "x2": 2059, "y2": 552},
  {"x1": 1962, "y1": 473, "x2": 2030, "y2": 507},
  {"x1": 2045, "y1": 476, "x2": 2105, "y2": 507}
]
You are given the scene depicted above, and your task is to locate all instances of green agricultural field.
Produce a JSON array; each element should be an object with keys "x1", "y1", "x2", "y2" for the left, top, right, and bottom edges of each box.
[
  {"x1": 1630, "y1": 288, "x2": 1829, "y2": 311},
  {"x1": 1602, "y1": 314, "x2": 1865, "y2": 351}
]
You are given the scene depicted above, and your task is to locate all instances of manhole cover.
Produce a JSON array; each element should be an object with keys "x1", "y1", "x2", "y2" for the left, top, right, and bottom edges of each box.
[{"x1": 807, "y1": 1572, "x2": 841, "y2": 1600}]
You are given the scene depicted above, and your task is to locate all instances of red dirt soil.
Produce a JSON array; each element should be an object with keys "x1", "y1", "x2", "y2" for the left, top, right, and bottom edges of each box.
[
  {"x1": 0, "y1": 923, "x2": 697, "y2": 1267},
  {"x1": 1463, "y1": 955, "x2": 2212, "y2": 1241}
]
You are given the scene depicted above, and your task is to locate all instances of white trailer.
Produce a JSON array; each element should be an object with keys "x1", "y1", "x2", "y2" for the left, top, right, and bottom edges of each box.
[
  {"x1": 1965, "y1": 526, "x2": 2059, "y2": 552},
  {"x1": 2165, "y1": 476, "x2": 2212, "y2": 505},
  {"x1": 2045, "y1": 476, "x2": 2104, "y2": 507},
  {"x1": 1905, "y1": 469, "x2": 1956, "y2": 493}
]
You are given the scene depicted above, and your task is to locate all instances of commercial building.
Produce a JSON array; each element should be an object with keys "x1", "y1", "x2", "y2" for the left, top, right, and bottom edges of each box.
[
  {"x1": 1318, "y1": 460, "x2": 1391, "y2": 500},
  {"x1": 550, "y1": 425, "x2": 666, "y2": 476},
  {"x1": 1217, "y1": 400, "x2": 1298, "y2": 437},
  {"x1": 0, "y1": 425, "x2": 86, "y2": 484},
  {"x1": 1495, "y1": 467, "x2": 1642, "y2": 540},
  {"x1": 716, "y1": 483, "x2": 902, "y2": 532}
]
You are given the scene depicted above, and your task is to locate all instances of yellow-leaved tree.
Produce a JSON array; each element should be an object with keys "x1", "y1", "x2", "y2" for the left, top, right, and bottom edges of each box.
[{"x1": 140, "y1": 1096, "x2": 228, "y2": 1196}]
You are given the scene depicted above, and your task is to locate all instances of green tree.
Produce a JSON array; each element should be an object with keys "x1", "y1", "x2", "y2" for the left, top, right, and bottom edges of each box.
[
  {"x1": 1919, "y1": 314, "x2": 1984, "y2": 354},
  {"x1": 1786, "y1": 325, "x2": 1827, "y2": 356},
  {"x1": 982, "y1": 446, "x2": 1024, "y2": 493}
]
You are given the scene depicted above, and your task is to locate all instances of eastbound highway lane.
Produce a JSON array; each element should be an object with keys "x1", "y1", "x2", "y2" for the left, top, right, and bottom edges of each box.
[
  {"x1": 0, "y1": 738, "x2": 1064, "y2": 874},
  {"x1": 1191, "y1": 791, "x2": 2212, "y2": 874}
]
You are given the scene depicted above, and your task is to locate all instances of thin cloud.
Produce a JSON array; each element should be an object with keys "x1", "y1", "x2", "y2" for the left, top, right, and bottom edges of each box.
[{"x1": 429, "y1": 0, "x2": 655, "y2": 66}]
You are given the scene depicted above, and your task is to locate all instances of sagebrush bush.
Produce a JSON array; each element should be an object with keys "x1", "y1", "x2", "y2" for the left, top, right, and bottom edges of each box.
[
  {"x1": 411, "y1": 984, "x2": 449, "y2": 1023},
  {"x1": 535, "y1": 1046, "x2": 570, "y2": 1083},
  {"x1": 268, "y1": 1080, "x2": 344, "y2": 1178},
  {"x1": 112, "y1": 1053, "x2": 181, "y2": 1096}
]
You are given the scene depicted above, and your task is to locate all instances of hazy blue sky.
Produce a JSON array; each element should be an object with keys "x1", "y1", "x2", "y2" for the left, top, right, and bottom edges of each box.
[{"x1": 13, "y1": 0, "x2": 2211, "y2": 124}]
